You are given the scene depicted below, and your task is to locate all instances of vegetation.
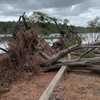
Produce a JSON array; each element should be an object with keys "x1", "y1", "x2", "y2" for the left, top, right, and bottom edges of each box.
[
  {"x1": 0, "y1": 12, "x2": 100, "y2": 34},
  {"x1": 25, "y1": 11, "x2": 70, "y2": 36},
  {"x1": 77, "y1": 50, "x2": 95, "y2": 58},
  {"x1": 0, "y1": 21, "x2": 16, "y2": 34},
  {"x1": 87, "y1": 16, "x2": 100, "y2": 32}
]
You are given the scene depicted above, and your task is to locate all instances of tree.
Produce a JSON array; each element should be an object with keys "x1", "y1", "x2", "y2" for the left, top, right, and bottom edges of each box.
[
  {"x1": 28, "y1": 11, "x2": 48, "y2": 24},
  {"x1": 63, "y1": 19, "x2": 69, "y2": 26},
  {"x1": 88, "y1": 16, "x2": 100, "y2": 32},
  {"x1": 47, "y1": 17, "x2": 70, "y2": 37}
]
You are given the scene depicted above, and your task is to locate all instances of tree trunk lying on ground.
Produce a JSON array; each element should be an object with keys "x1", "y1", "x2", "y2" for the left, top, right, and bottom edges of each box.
[
  {"x1": 39, "y1": 40, "x2": 100, "y2": 73},
  {"x1": 44, "y1": 57, "x2": 100, "y2": 72}
]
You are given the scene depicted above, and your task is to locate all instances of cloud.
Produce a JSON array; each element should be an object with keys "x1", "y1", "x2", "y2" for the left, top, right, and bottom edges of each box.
[
  {"x1": 0, "y1": 0, "x2": 85, "y2": 9},
  {"x1": 0, "y1": 0, "x2": 100, "y2": 26}
]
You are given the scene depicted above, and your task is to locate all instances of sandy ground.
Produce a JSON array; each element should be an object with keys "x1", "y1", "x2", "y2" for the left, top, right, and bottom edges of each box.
[
  {"x1": 50, "y1": 72, "x2": 100, "y2": 100},
  {"x1": 0, "y1": 72, "x2": 56, "y2": 100},
  {"x1": 0, "y1": 70, "x2": 100, "y2": 100}
]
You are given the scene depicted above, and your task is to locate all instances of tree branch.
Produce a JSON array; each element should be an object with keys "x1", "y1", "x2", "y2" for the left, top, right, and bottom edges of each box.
[
  {"x1": 0, "y1": 47, "x2": 8, "y2": 52},
  {"x1": 77, "y1": 48, "x2": 95, "y2": 61}
]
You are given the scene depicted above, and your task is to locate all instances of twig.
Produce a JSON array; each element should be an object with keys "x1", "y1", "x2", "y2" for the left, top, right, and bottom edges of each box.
[{"x1": 0, "y1": 47, "x2": 8, "y2": 52}]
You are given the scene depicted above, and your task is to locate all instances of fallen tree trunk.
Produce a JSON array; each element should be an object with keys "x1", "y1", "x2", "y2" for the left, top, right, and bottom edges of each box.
[
  {"x1": 40, "y1": 40, "x2": 100, "y2": 67},
  {"x1": 42, "y1": 55, "x2": 100, "y2": 72},
  {"x1": 43, "y1": 63, "x2": 100, "y2": 72},
  {"x1": 63, "y1": 57, "x2": 100, "y2": 64},
  {"x1": 40, "y1": 43, "x2": 81, "y2": 67}
]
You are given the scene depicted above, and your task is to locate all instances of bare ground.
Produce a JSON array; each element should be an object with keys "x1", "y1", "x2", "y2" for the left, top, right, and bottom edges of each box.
[
  {"x1": 0, "y1": 72, "x2": 56, "y2": 100},
  {"x1": 0, "y1": 70, "x2": 100, "y2": 100},
  {"x1": 50, "y1": 72, "x2": 100, "y2": 100}
]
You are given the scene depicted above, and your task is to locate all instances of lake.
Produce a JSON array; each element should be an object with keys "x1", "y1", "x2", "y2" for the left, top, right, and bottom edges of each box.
[
  {"x1": 45, "y1": 33, "x2": 100, "y2": 45},
  {"x1": 0, "y1": 33, "x2": 100, "y2": 53},
  {"x1": 0, "y1": 41, "x2": 8, "y2": 53}
]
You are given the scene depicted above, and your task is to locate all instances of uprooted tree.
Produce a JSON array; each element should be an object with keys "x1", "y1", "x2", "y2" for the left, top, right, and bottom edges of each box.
[{"x1": 0, "y1": 13, "x2": 100, "y2": 85}]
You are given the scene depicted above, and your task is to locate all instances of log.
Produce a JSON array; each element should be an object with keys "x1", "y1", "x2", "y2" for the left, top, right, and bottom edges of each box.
[
  {"x1": 40, "y1": 43, "x2": 80, "y2": 67},
  {"x1": 40, "y1": 40, "x2": 100, "y2": 67},
  {"x1": 42, "y1": 60, "x2": 100, "y2": 72},
  {"x1": 43, "y1": 64, "x2": 100, "y2": 72},
  {"x1": 39, "y1": 65, "x2": 67, "y2": 100}
]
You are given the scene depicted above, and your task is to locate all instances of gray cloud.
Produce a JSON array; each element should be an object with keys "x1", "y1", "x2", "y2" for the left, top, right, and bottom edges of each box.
[
  {"x1": 0, "y1": 0, "x2": 85, "y2": 9},
  {"x1": 0, "y1": 0, "x2": 100, "y2": 26}
]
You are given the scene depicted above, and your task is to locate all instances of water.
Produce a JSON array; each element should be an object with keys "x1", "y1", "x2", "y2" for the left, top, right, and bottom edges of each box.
[
  {"x1": 82, "y1": 33, "x2": 100, "y2": 44},
  {"x1": 0, "y1": 34, "x2": 11, "y2": 53},
  {"x1": 45, "y1": 33, "x2": 100, "y2": 45},
  {"x1": 45, "y1": 38, "x2": 58, "y2": 46},
  {"x1": 0, "y1": 42, "x2": 8, "y2": 53},
  {"x1": 0, "y1": 33, "x2": 100, "y2": 53},
  {"x1": 0, "y1": 34, "x2": 12, "y2": 37}
]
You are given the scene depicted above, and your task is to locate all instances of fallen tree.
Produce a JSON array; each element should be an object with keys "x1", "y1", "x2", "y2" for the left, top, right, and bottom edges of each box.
[
  {"x1": 0, "y1": 13, "x2": 100, "y2": 86},
  {"x1": 0, "y1": 13, "x2": 55, "y2": 85},
  {"x1": 42, "y1": 59, "x2": 100, "y2": 72},
  {"x1": 40, "y1": 40, "x2": 100, "y2": 70}
]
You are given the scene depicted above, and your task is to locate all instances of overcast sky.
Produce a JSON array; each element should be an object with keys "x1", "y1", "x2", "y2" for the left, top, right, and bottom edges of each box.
[{"x1": 0, "y1": 0, "x2": 100, "y2": 27}]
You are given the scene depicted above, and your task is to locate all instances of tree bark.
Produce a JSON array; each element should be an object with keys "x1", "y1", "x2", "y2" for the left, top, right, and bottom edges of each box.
[
  {"x1": 42, "y1": 53, "x2": 100, "y2": 72},
  {"x1": 40, "y1": 40, "x2": 100, "y2": 67},
  {"x1": 40, "y1": 43, "x2": 80, "y2": 67}
]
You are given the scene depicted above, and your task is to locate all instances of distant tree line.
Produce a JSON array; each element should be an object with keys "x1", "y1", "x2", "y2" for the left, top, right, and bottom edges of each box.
[
  {"x1": 0, "y1": 21, "x2": 16, "y2": 34},
  {"x1": 0, "y1": 12, "x2": 100, "y2": 34}
]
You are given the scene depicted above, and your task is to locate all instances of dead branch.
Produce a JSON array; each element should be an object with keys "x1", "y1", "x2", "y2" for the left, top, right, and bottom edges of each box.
[
  {"x1": 0, "y1": 47, "x2": 8, "y2": 52},
  {"x1": 77, "y1": 48, "x2": 95, "y2": 61}
]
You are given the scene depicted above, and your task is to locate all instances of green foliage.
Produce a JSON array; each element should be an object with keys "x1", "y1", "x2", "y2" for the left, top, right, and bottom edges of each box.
[
  {"x1": 26, "y1": 11, "x2": 70, "y2": 35},
  {"x1": 84, "y1": 51, "x2": 95, "y2": 58},
  {"x1": 87, "y1": 16, "x2": 100, "y2": 32},
  {"x1": 77, "y1": 50, "x2": 95, "y2": 58},
  {"x1": 88, "y1": 16, "x2": 99, "y2": 28},
  {"x1": 63, "y1": 19, "x2": 69, "y2": 26}
]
